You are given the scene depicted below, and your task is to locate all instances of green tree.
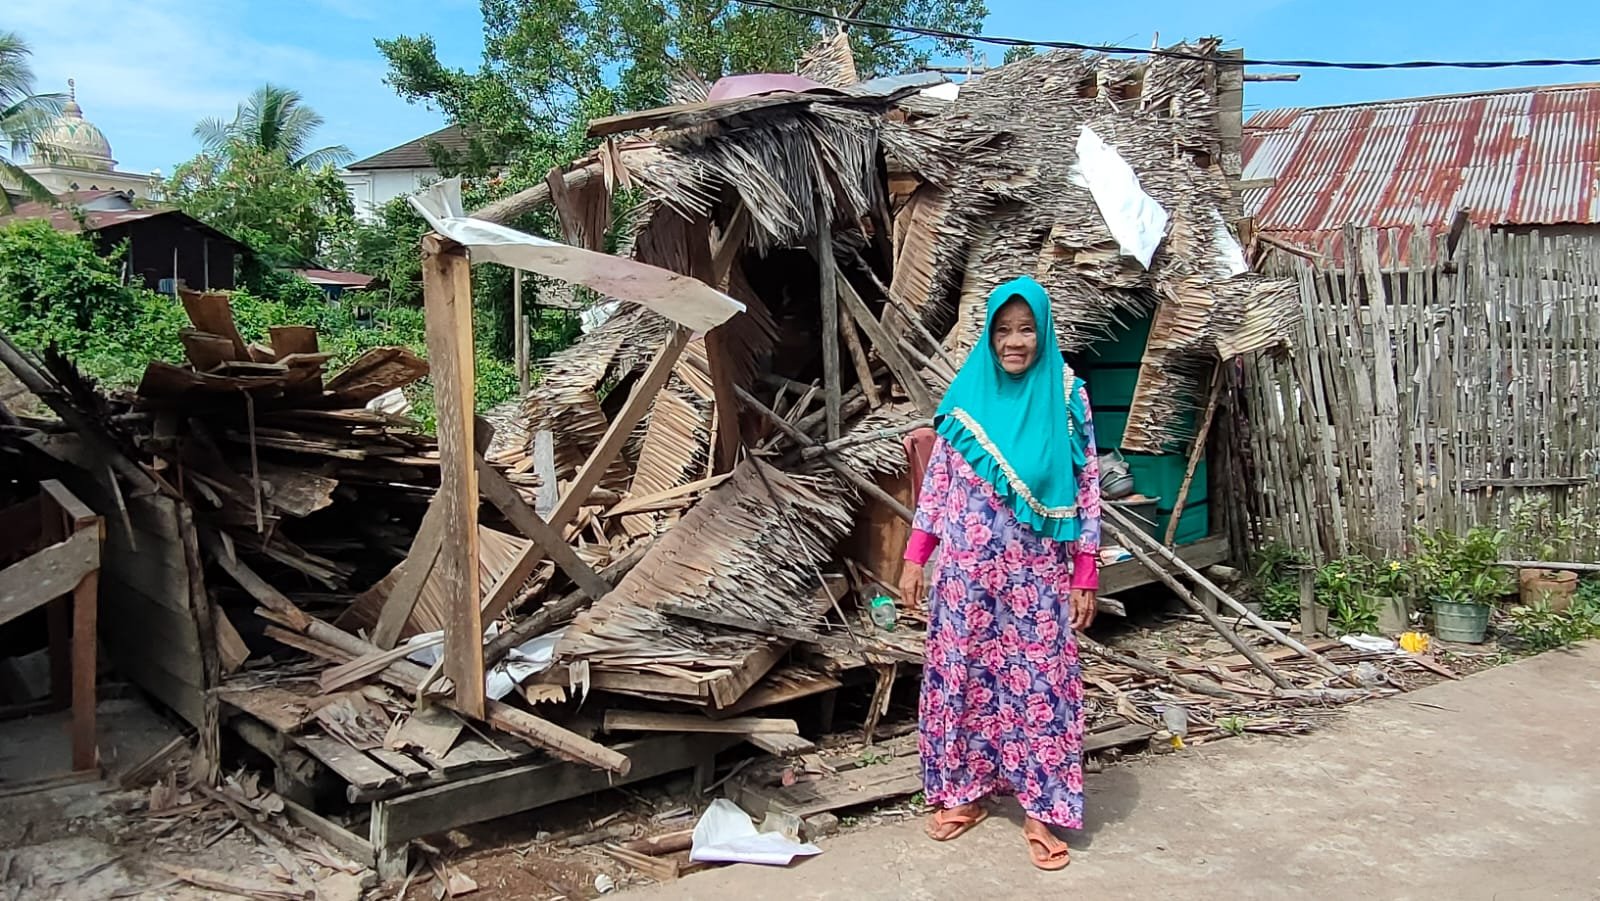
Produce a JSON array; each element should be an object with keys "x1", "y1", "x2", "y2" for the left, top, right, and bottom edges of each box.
[
  {"x1": 0, "y1": 31, "x2": 67, "y2": 211},
  {"x1": 195, "y1": 84, "x2": 353, "y2": 170},
  {"x1": 165, "y1": 141, "x2": 356, "y2": 266},
  {"x1": 377, "y1": 0, "x2": 987, "y2": 181}
]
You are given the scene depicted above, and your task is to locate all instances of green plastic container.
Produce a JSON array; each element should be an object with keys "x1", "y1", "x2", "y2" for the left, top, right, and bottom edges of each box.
[{"x1": 1432, "y1": 600, "x2": 1491, "y2": 643}]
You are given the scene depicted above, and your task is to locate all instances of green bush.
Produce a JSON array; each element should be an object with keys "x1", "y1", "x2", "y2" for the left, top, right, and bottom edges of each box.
[
  {"x1": 0, "y1": 221, "x2": 547, "y2": 430},
  {"x1": 1506, "y1": 579, "x2": 1600, "y2": 652}
]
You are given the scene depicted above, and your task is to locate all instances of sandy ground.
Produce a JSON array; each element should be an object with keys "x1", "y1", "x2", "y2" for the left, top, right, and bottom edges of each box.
[{"x1": 628, "y1": 642, "x2": 1600, "y2": 901}]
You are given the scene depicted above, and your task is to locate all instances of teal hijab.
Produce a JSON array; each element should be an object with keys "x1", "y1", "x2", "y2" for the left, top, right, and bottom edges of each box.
[{"x1": 935, "y1": 276, "x2": 1089, "y2": 542}]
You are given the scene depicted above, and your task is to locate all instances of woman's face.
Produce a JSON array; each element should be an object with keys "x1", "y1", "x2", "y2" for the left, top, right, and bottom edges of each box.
[{"x1": 991, "y1": 298, "x2": 1039, "y2": 375}]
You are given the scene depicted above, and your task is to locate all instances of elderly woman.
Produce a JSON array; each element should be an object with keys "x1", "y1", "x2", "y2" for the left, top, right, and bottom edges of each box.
[{"x1": 898, "y1": 275, "x2": 1102, "y2": 871}]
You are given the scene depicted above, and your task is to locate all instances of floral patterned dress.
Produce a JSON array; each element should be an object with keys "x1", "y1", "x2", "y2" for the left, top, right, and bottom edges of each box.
[{"x1": 905, "y1": 391, "x2": 1101, "y2": 829}]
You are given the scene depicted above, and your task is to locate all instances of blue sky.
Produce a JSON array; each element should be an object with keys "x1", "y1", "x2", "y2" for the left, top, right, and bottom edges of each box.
[{"x1": 11, "y1": 0, "x2": 1600, "y2": 176}]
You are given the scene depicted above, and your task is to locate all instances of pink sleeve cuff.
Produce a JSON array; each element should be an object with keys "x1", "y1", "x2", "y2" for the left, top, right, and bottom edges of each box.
[
  {"x1": 905, "y1": 529, "x2": 938, "y2": 566},
  {"x1": 1070, "y1": 550, "x2": 1100, "y2": 591}
]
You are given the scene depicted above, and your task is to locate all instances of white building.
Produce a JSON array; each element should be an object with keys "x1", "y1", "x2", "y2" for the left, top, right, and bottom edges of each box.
[
  {"x1": 12, "y1": 80, "x2": 159, "y2": 199},
  {"x1": 338, "y1": 125, "x2": 474, "y2": 221}
]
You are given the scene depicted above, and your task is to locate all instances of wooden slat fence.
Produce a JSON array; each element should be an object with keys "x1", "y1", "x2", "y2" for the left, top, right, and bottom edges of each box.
[{"x1": 1243, "y1": 225, "x2": 1600, "y2": 562}]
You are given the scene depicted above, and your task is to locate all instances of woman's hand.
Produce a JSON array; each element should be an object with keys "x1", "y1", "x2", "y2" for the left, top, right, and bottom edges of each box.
[
  {"x1": 1069, "y1": 588, "x2": 1097, "y2": 631},
  {"x1": 899, "y1": 564, "x2": 927, "y2": 613}
]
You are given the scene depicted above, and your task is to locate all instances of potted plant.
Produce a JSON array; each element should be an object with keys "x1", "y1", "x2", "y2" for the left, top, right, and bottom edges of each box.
[
  {"x1": 1369, "y1": 557, "x2": 1413, "y2": 634},
  {"x1": 1414, "y1": 528, "x2": 1513, "y2": 643},
  {"x1": 1316, "y1": 557, "x2": 1380, "y2": 636},
  {"x1": 1509, "y1": 498, "x2": 1581, "y2": 612}
]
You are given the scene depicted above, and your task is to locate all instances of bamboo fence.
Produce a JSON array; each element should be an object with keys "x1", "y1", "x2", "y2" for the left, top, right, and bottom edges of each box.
[{"x1": 1243, "y1": 225, "x2": 1600, "y2": 562}]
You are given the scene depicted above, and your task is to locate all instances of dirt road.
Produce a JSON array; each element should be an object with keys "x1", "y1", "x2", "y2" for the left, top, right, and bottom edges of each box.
[{"x1": 632, "y1": 643, "x2": 1600, "y2": 900}]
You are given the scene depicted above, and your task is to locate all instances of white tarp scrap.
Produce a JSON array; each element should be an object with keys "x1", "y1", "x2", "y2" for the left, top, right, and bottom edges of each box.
[
  {"x1": 689, "y1": 799, "x2": 823, "y2": 866},
  {"x1": 409, "y1": 179, "x2": 745, "y2": 333},
  {"x1": 406, "y1": 625, "x2": 567, "y2": 702},
  {"x1": 1071, "y1": 125, "x2": 1170, "y2": 269},
  {"x1": 1208, "y1": 207, "x2": 1250, "y2": 277}
]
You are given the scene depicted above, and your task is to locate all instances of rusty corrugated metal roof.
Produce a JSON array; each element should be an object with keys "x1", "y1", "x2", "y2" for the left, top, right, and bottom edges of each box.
[{"x1": 1242, "y1": 83, "x2": 1600, "y2": 261}]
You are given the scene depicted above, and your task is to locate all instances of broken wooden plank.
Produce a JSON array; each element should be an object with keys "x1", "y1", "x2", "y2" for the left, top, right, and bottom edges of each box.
[
  {"x1": 275, "y1": 616, "x2": 630, "y2": 775},
  {"x1": 180, "y1": 329, "x2": 238, "y2": 372},
  {"x1": 177, "y1": 289, "x2": 248, "y2": 360},
  {"x1": 603, "y1": 711, "x2": 800, "y2": 736},
  {"x1": 369, "y1": 734, "x2": 726, "y2": 851},
  {"x1": 319, "y1": 635, "x2": 442, "y2": 694},
  {"x1": 213, "y1": 605, "x2": 250, "y2": 674},
  {"x1": 604, "y1": 474, "x2": 731, "y2": 517},
  {"x1": 268, "y1": 326, "x2": 319, "y2": 360},
  {"x1": 295, "y1": 733, "x2": 403, "y2": 792},
  {"x1": 838, "y1": 304, "x2": 882, "y2": 407},
  {"x1": 745, "y1": 732, "x2": 816, "y2": 757},
  {"x1": 421, "y1": 233, "x2": 484, "y2": 719},
  {"x1": 370, "y1": 497, "x2": 445, "y2": 650},
  {"x1": 389, "y1": 705, "x2": 466, "y2": 761},
  {"x1": 201, "y1": 531, "x2": 313, "y2": 633},
  {"x1": 324, "y1": 347, "x2": 428, "y2": 405}
]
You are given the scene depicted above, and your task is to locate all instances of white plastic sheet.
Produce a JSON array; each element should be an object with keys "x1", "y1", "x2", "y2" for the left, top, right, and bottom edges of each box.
[
  {"x1": 409, "y1": 179, "x2": 744, "y2": 333},
  {"x1": 1072, "y1": 125, "x2": 1170, "y2": 269},
  {"x1": 405, "y1": 625, "x2": 566, "y2": 701},
  {"x1": 689, "y1": 799, "x2": 823, "y2": 866}
]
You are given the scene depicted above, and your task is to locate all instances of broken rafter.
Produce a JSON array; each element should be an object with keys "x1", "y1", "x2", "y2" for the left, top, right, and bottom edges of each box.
[
  {"x1": 734, "y1": 385, "x2": 912, "y2": 522},
  {"x1": 482, "y1": 327, "x2": 692, "y2": 621}
]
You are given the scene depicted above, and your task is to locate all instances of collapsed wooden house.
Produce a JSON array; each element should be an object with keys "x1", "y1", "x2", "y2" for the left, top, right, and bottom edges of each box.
[{"x1": 0, "y1": 39, "x2": 1312, "y2": 881}]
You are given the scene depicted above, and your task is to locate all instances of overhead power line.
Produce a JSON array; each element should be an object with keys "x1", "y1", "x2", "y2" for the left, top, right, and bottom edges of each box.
[{"x1": 733, "y1": 0, "x2": 1600, "y2": 70}]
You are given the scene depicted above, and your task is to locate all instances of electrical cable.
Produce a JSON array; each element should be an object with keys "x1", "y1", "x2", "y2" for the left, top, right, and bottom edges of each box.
[{"x1": 732, "y1": 0, "x2": 1600, "y2": 70}]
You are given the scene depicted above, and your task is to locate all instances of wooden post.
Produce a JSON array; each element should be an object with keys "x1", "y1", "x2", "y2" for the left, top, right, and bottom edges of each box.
[
  {"x1": 815, "y1": 223, "x2": 843, "y2": 441},
  {"x1": 421, "y1": 233, "x2": 485, "y2": 719},
  {"x1": 839, "y1": 305, "x2": 882, "y2": 407},
  {"x1": 1359, "y1": 229, "x2": 1406, "y2": 557},
  {"x1": 835, "y1": 275, "x2": 935, "y2": 415},
  {"x1": 512, "y1": 268, "x2": 529, "y2": 396},
  {"x1": 1165, "y1": 366, "x2": 1225, "y2": 547}
]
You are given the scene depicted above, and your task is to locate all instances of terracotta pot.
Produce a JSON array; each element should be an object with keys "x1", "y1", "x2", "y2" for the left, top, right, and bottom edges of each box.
[{"x1": 1519, "y1": 568, "x2": 1578, "y2": 612}]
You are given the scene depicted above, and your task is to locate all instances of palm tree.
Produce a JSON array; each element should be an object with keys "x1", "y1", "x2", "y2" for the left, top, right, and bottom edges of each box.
[
  {"x1": 0, "y1": 31, "x2": 66, "y2": 213},
  {"x1": 195, "y1": 84, "x2": 352, "y2": 170}
]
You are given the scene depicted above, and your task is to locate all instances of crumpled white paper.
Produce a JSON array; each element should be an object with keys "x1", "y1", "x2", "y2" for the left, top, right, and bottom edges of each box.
[
  {"x1": 405, "y1": 625, "x2": 566, "y2": 701},
  {"x1": 409, "y1": 178, "x2": 744, "y2": 333},
  {"x1": 1071, "y1": 125, "x2": 1170, "y2": 269},
  {"x1": 689, "y1": 799, "x2": 822, "y2": 866}
]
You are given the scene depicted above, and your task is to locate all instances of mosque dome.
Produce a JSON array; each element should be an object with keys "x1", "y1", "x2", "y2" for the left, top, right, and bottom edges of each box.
[{"x1": 30, "y1": 80, "x2": 116, "y2": 172}]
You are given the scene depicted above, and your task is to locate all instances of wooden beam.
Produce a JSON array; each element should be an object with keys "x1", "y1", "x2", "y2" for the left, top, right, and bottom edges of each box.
[
  {"x1": 0, "y1": 528, "x2": 100, "y2": 627},
  {"x1": 371, "y1": 497, "x2": 445, "y2": 649},
  {"x1": 838, "y1": 304, "x2": 882, "y2": 407},
  {"x1": 369, "y1": 734, "x2": 727, "y2": 852},
  {"x1": 422, "y1": 233, "x2": 485, "y2": 718},
  {"x1": 834, "y1": 275, "x2": 935, "y2": 414},
  {"x1": 480, "y1": 327, "x2": 691, "y2": 620},
  {"x1": 705, "y1": 328, "x2": 744, "y2": 475},
  {"x1": 815, "y1": 225, "x2": 843, "y2": 441},
  {"x1": 469, "y1": 162, "x2": 601, "y2": 226},
  {"x1": 476, "y1": 455, "x2": 611, "y2": 601},
  {"x1": 200, "y1": 531, "x2": 313, "y2": 633},
  {"x1": 603, "y1": 710, "x2": 799, "y2": 735},
  {"x1": 1165, "y1": 367, "x2": 1223, "y2": 547}
]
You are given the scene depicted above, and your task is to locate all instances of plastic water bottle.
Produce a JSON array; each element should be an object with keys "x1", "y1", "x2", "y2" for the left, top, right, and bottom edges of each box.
[{"x1": 869, "y1": 595, "x2": 898, "y2": 631}]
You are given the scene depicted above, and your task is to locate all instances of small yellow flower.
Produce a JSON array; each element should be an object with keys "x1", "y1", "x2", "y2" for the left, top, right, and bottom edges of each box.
[{"x1": 1389, "y1": 561, "x2": 1402, "y2": 572}]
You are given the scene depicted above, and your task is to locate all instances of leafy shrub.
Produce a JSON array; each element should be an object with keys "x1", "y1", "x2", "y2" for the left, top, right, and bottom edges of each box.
[
  {"x1": 1505, "y1": 581, "x2": 1600, "y2": 652},
  {"x1": 1413, "y1": 528, "x2": 1513, "y2": 607}
]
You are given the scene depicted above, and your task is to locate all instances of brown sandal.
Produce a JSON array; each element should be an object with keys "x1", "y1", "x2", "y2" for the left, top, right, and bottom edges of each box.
[
  {"x1": 1025, "y1": 830, "x2": 1071, "y2": 870},
  {"x1": 925, "y1": 805, "x2": 988, "y2": 842}
]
